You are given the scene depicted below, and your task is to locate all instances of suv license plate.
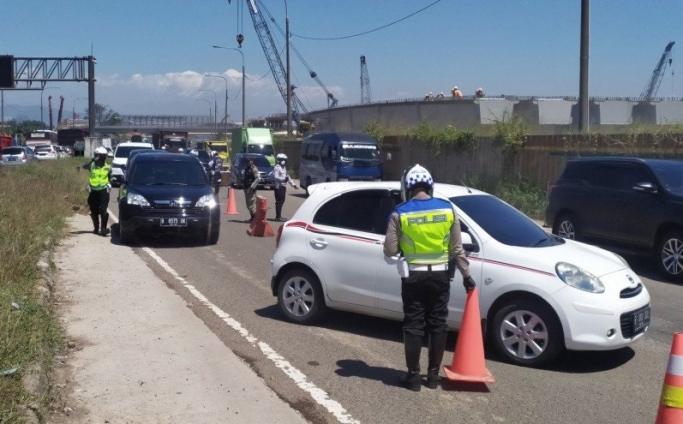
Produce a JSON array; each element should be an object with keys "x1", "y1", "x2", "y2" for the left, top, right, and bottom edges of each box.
[
  {"x1": 632, "y1": 307, "x2": 650, "y2": 334},
  {"x1": 160, "y1": 217, "x2": 187, "y2": 227},
  {"x1": 8, "y1": 157, "x2": 17, "y2": 161}
]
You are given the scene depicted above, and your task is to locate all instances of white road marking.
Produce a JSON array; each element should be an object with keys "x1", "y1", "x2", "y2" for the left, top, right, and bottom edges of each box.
[{"x1": 109, "y1": 210, "x2": 360, "y2": 424}]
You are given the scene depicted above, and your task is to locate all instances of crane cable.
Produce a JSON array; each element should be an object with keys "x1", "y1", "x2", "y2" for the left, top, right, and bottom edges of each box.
[{"x1": 291, "y1": 0, "x2": 443, "y2": 41}]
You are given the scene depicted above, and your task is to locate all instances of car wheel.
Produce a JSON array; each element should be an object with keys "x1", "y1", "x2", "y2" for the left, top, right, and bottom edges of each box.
[
  {"x1": 277, "y1": 268, "x2": 325, "y2": 324},
  {"x1": 207, "y1": 229, "x2": 219, "y2": 245},
  {"x1": 553, "y1": 213, "x2": 580, "y2": 240},
  {"x1": 305, "y1": 177, "x2": 313, "y2": 197},
  {"x1": 656, "y1": 230, "x2": 683, "y2": 282},
  {"x1": 490, "y1": 298, "x2": 564, "y2": 367},
  {"x1": 119, "y1": 224, "x2": 132, "y2": 245}
]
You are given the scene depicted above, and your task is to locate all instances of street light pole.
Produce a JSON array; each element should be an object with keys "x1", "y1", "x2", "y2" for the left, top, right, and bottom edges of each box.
[
  {"x1": 204, "y1": 74, "x2": 228, "y2": 139},
  {"x1": 198, "y1": 89, "x2": 218, "y2": 135},
  {"x1": 284, "y1": 0, "x2": 292, "y2": 137},
  {"x1": 212, "y1": 45, "x2": 246, "y2": 128},
  {"x1": 72, "y1": 97, "x2": 86, "y2": 127},
  {"x1": 195, "y1": 98, "x2": 212, "y2": 128}
]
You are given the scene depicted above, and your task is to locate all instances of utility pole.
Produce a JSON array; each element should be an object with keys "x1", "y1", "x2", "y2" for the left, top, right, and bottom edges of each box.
[{"x1": 578, "y1": 0, "x2": 590, "y2": 133}]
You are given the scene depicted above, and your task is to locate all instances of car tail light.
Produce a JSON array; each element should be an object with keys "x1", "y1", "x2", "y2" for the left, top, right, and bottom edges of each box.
[{"x1": 275, "y1": 224, "x2": 284, "y2": 248}]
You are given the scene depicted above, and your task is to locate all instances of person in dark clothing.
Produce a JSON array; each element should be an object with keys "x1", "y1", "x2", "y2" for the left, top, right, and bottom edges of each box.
[
  {"x1": 82, "y1": 146, "x2": 112, "y2": 236},
  {"x1": 243, "y1": 157, "x2": 261, "y2": 222}
]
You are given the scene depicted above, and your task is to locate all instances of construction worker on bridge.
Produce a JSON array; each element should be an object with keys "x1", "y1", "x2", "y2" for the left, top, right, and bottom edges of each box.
[
  {"x1": 451, "y1": 86, "x2": 463, "y2": 99},
  {"x1": 475, "y1": 87, "x2": 485, "y2": 98}
]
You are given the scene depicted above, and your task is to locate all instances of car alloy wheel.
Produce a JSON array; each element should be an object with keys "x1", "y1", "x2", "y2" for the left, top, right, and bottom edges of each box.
[
  {"x1": 277, "y1": 268, "x2": 325, "y2": 324},
  {"x1": 554, "y1": 213, "x2": 579, "y2": 240},
  {"x1": 657, "y1": 230, "x2": 683, "y2": 282},
  {"x1": 490, "y1": 298, "x2": 563, "y2": 367}
]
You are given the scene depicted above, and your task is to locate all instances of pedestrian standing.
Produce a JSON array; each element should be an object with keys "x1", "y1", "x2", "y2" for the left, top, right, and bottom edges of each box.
[
  {"x1": 383, "y1": 164, "x2": 476, "y2": 391},
  {"x1": 82, "y1": 146, "x2": 112, "y2": 236},
  {"x1": 273, "y1": 153, "x2": 299, "y2": 221},
  {"x1": 243, "y1": 157, "x2": 261, "y2": 223}
]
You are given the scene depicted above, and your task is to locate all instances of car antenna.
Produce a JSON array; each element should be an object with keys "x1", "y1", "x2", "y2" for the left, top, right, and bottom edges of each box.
[{"x1": 460, "y1": 178, "x2": 472, "y2": 194}]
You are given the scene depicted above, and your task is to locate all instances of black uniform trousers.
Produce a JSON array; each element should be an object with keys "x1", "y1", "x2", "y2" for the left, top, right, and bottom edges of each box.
[
  {"x1": 401, "y1": 270, "x2": 450, "y2": 337},
  {"x1": 87, "y1": 188, "x2": 110, "y2": 230}
]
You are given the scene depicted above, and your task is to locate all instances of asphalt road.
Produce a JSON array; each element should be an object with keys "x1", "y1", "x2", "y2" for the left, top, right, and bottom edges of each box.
[{"x1": 107, "y1": 186, "x2": 680, "y2": 424}]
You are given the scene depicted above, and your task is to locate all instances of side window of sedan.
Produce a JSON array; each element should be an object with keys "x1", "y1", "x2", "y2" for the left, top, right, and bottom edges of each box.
[{"x1": 314, "y1": 190, "x2": 388, "y2": 234}]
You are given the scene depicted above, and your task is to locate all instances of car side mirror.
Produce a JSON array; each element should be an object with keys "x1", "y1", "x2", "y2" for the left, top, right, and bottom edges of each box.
[
  {"x1": 461, "y1": 232, "x2": 478, "y2": 252},
  {"x1": 633, "y1": 182, "x2": 657, "y2": 193}
]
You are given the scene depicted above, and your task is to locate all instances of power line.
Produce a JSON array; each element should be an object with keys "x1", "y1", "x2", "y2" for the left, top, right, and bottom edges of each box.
[{"x1": 291, "y1": 0, "x2": 443, "y2": 41}]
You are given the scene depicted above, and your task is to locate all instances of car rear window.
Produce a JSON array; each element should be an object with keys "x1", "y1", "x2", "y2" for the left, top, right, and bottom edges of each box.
[
  {"x1": 35, "y1": 146, "x2": 54, "y2": 152},
  {"x1": 128, "y1": 160, "x2": 207, "y2": 186},
  {"x1": 2, "y1": 147, "x2": 24, "y2": 155},
  {"x1": 116, "y1": 145, "x2": 152, "y2": 158}
]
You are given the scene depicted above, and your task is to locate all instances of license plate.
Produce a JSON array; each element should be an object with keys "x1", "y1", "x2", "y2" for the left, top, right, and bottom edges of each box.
[
  {"x1": 632, "y1": 307, "x2": 650, "y2": 334},
  {"x1": 8, "y1": 157, "x2": 16, "y2": 161},
  {"x1": 160, "y1": 217, "x2": 187, "y2": 227}
]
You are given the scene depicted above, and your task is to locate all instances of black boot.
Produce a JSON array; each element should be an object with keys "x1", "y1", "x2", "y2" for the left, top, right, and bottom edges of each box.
[
  {"x1": 100, "y1": 213, "x2": 110, "y2": 236},
  {"x1": 426, "y1": 332, "x2": 447, "y2": 389},
  {"x1": 91, "y1": 214, "x2": 99, "y2": 234},
  {"x1": 400, "y1": 333, "x2": 423, "y2": 391},
  {"x1": 275, "y1": 204, "x2": 283, "y2": 221}
]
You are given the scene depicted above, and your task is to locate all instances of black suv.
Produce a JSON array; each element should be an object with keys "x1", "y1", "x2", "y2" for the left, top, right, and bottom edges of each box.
[
  {"x1": 545, "y1": 157, "x2": 683, "y2": 281},
  {"x1": 117, "y1": 152, "x2": 220, "y2": 245}
]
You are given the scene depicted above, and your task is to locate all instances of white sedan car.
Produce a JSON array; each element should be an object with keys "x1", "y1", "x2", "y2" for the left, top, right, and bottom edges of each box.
[{"x1": 270, "y1": 182, "x2": 651, "y2": 367}]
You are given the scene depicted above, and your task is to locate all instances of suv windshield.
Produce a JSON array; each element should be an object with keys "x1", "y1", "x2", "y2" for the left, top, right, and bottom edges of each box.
[
  {"x1": 240, "y1": 155, "x2": 271, "y2": 168},
  {"x1": 450, "y1": 195, "x2": 561, "y2": 247},
  {"x1": 116, "y1": 145, "x2": 151, "y2": 158},
  {"x1": 128, "y1": 160, "x2": 207, "y2": 186},
  {"x1": 650, "y1": 161, "x2": 683, "y2": 194},
  {"x1": 246, "y1": 144, "x2": 274, "y2": 156}
]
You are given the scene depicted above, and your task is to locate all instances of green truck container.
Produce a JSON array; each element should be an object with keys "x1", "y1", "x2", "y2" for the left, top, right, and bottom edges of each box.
[{"x1": 230, "y1": 128, "x2": 275, "y2": 165}]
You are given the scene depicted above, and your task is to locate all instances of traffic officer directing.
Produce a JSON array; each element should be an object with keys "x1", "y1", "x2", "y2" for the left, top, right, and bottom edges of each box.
[
  {"x1": 383, "y1": 164, "x2": 476, "y2": 391},
  {"x1": 243, "y1": 156, "x2": 261, "y2": 223},
  {"x1": 82, "y1": 146, "x2": 112, "y2": 236},
  {"x1": 273, "y1": 153, "x2": 298, "y2": 221}
]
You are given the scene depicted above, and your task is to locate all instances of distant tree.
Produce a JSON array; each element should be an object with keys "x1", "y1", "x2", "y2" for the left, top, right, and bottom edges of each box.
[
  {"x1": 85, "y1": 103, "x2": 121, "y2": 125},
  {"x1": 2, "y1": 119, "x2": 44, "y2": 136}
]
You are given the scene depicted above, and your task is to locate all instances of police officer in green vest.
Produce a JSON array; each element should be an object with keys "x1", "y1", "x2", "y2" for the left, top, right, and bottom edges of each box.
[
  {"x1": 82, "y1": 146, "x2": 112, "y2": 236},
  {"x1": 384, "y1": 164, "x2": 476, "y2": 391}
]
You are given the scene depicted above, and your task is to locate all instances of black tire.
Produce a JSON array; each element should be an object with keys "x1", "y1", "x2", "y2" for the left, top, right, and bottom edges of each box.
[
  {"x1": 207, "y1": 229, "x2": 219, "y2": 245},
  {"x1": 119, "y1": 224, "x2": 132, "y2": 245},
  {"x1": 655, "y1": 229, "x2": 683, "y2": 282},
  {"x1": 553, "y1": 213, "x2": 580, "y2": 241},
  {"x1": 489, "y1": 298, "x2": 564, "y2": 367},
  {"x1": 277, "y1": 268, "x2": 325, "y2": 324}
]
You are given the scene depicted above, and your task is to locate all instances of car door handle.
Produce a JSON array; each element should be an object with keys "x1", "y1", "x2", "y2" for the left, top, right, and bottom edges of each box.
[{"x1": 310, "y1": 238, "x2": 328, "y2": 247}]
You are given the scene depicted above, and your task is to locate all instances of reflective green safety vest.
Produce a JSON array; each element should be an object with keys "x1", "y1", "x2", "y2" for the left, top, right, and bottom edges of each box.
[
  {"x1": 397, "y1": 197, "x2": 455, "y2": 265},
  {"x1": 89, "y1": 162, "x2": 111, "y2": 191}
]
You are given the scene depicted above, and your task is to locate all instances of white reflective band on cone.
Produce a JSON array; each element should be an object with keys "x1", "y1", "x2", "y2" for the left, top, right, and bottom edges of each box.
[{"x1": 667, "y1": 354, "x2": 683, "y2": 377}]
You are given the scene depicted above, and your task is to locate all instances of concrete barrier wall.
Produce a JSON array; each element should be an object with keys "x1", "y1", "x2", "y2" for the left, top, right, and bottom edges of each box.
[{"x1": 309, "y1": 99, "x2": 683, "y2": 132}]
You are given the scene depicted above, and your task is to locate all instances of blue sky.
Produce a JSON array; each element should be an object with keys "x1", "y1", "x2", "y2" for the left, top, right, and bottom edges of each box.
[{"x1": 2, "y1": 0, "x2": 682, "y2": 123}]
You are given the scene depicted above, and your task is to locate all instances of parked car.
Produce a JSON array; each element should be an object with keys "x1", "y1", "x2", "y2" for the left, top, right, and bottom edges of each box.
[
  {"x1": 117, "y1": 152, "x2": 220, "y2": 245},
  {"x1": 546, "y1": 157, "x2": 683, "y2": 282},
  {"x1": 0, "y1": 146, "x2": 37, "y2": 165},
  {"x1": 34, "y1": 144, "x2": 62, "y2": 160},
  {"x1": 229, "y1": 153, "x2": 275, "y2": 189},
  {"x1": 111, "y1": 142, "x2": 155, "y2": 187},
  {"x1": 270, "y1": 181, "x2": 651, "y2": 367}
]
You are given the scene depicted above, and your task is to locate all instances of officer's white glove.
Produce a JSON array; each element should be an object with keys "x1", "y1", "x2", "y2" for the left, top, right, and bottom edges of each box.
[{"x1": 106, "y1": 183, "x2": 112, "y2": 193}]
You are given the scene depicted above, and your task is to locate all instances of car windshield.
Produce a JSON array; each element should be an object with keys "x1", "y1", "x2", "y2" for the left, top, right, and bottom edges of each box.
[
  {"x1": 240, "y1": 156, "x2": 271, "y2": 168},
  {"x1": 2, "y1": 148, "x2": 24, "y2": 155},
  {"x1": 128, "y1": 161, "x2": 207, "y2": 186},
  {"x1": 339, "y1": 143, "x2": 379, "y2": 160},
  {"x1": 449, "y1": 194, "x2": 562, "y2": 247},
  {"x1": 210, "y1": 145, "x2": 227, "y2": 153},
  {"x1": 192, "y1": 150, "x2": 210, "y2": 161},
  {"x1": 116, "y1": 145, "x2": 151, "y2": 158},
  {"x1": 649, "y1": 161, "x2": 683, "y2": 194},
  {"x1": 246, "y1": 144, "x2": 274, "y2": 156}
]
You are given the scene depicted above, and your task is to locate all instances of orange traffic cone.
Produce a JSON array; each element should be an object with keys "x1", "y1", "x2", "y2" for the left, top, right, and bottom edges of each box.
[
  {"x1": 246, "y1": 196, "x2": 275, "y2": 237},
  {"x1": 224, "y1": 187, "x2": 239, "y2": 215},
  {"x1": 656, "y1": 332, "x2": 683, "y2": 423},
  {"x1": 443, "y1": 288, "x2": 494, "y2": 383}
]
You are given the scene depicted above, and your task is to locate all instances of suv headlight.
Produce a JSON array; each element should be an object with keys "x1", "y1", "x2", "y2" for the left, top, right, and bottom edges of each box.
[
  {"x1": 127, "y1": 193, "x2": 150, "y2": 206},
  {"x1": 195, "y1": 195, "x2": 217, "y2": 208},
  {"x1": 556, "y1": 262, "x2": 605, "y2": 293}
]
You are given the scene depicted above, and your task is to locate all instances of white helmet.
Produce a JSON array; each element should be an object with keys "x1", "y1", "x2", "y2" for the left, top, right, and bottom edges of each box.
[
  {"x1": 276, "y1": 153, "x2": 288, "y2": 161},
  {"x1": 401, "y1": 164, "x2": 434, "y2": 201},
  {"x1": 211, "y1": 150, "x2": 218, "y2": 156},
  {"x1": 94, "y1": 146, "x2": 107, "y2": 155}
]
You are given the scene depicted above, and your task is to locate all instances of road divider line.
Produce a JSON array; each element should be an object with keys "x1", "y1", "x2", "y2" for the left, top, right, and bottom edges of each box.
[{"x1": 108, "y1": 210, "x2": 359, "y2": 424}]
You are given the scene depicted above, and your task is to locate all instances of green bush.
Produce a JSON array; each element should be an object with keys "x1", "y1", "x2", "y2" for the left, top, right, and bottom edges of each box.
[{"x1": 408, "y1": 120, "x2": 477, "y2": 154}]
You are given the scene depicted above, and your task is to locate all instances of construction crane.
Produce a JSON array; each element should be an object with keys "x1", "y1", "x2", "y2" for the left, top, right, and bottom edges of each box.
[
  {"x1": 243, "y1": 0, "x2": 307, "y2": 126},
  {"x1": 640, "y1": 41, "x2": 675, "y2": 100},
  {"x1": 360, "y1": 55, "x2": 372, "y2": 104}
]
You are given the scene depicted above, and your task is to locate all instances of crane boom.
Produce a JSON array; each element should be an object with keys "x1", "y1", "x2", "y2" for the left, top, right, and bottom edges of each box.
[
  {"x1": 640, "y1": 41, "x2": 675, "y2": 100},
  {"x1": 245, "y1": 0, "x2": 307, "y2": 125}
]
